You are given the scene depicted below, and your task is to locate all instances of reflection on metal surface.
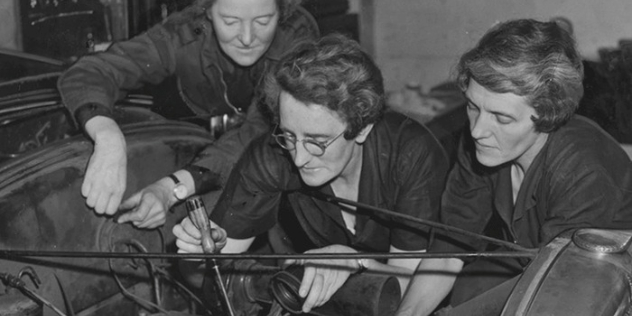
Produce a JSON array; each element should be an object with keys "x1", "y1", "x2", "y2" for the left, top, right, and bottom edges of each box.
[{"x1": 573, "y1": 229, "x2": 632, "y2": 254}]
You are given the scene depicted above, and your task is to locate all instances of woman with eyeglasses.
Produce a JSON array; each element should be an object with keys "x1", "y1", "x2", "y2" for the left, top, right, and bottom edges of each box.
[{"x1": 173, "y1": 34, "x2": 450, "y2": 313}]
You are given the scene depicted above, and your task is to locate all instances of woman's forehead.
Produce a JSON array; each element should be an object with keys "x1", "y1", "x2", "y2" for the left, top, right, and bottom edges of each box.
[
  {"x1": 212, "y1": 0, "x2": 278, "y2": 17},
  {"x1": 278, "y1": 92, "x2": 346, "y2": 134},
  {"x1": 466, "y1": 80, "x2": 533, "y2": 118}
]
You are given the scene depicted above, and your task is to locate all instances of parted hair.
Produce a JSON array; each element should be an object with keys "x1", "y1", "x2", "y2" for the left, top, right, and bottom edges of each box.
[
  {"x1": 456, "y1": 19, "x2": 584, "y2": 132},
  {"x1": 263, "y1": 33, "x2": 385, "y2": 139}
]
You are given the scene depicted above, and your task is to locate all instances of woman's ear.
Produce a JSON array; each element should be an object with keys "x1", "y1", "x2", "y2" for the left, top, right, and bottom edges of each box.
[
  {"x1": 205, "y1": 5, "x2": 214, "y2": 21},
  {"x1": 354, "y1": 124, "x2": 374, "y2": 144}
]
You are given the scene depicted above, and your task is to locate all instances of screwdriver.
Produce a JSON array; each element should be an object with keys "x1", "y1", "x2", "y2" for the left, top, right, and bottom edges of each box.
[{"x1": 186, "y1": 196, "x2": 236, "y2": 316}]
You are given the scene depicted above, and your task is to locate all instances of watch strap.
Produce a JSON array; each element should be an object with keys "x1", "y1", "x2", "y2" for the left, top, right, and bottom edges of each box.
[{"x1": 168, "y1": 173, "x2": 181, "y2": 185}]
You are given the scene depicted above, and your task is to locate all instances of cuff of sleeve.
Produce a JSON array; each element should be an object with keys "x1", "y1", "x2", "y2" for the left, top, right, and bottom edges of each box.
[
  {"x1": 355, "y1": 258, "x2": 369, "y2": 274},
  {"x1": 183, "y1": 165, "x2": 222, "y2": 194},
  {"x1": 76, "y1": 103, "x2": 114, "y2": 128}
]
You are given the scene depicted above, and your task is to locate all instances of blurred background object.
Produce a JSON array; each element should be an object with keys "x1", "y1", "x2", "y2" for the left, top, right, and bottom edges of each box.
[
  {"x1": 386, "y1": 82, "x2": 448, "y2": 124},
  {"x1": 577, "y1": 40, "x2": 632, "y2": 143},
  {"x1": 20, "y1": 0, "x2": 110, "y2": 62},
  {"x1": 303, "y1": 0, "x2": 359, "y2": 41},
  {"x1": 6, "y1": 0, "x2": 359, "y2": 64}
]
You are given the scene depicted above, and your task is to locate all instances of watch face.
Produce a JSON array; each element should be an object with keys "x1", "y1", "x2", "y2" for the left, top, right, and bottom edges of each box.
[{"x1": 174, "y1": 184, "x2": 188, "y2": 200}]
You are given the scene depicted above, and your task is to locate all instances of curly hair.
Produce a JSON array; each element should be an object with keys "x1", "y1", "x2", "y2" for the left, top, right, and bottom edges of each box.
[
  {"x1": 263, "y1": 33, "x2": 385, "y2": 139},
  {"x1": 456, "y1": 19, "x2": 584, "y2": 132},
  {"x1": 193, "y1": 0, "x2": 302, "y2": 23}
]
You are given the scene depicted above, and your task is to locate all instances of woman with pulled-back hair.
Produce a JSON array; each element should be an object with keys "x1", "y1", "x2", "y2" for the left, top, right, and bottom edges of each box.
[
  {"x1": 397, "y1": 18, "x2": 632, "y2": 316},
  {"x1": 58, "y1": 0, "x2": 319, "y2": 226}
]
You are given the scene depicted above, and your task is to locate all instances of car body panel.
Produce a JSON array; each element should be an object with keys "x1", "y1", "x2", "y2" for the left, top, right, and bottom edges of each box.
[
  {"x1": 503, "y1": 229, "x2": 632, "y2": 316},
  {"x1": 0, "y1": 120, "x2": 211, "y2": 314}
]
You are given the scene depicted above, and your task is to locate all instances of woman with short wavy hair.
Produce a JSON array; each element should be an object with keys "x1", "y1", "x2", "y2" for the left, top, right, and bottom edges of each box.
[{"x1": 398, "y1": 19, "x2": 632, "y2": 316}]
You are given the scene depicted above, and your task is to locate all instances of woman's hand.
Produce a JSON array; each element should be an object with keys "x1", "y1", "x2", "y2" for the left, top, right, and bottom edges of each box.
[
  {"x1": 173, "y1": 217, "x2": 227, "y2": 256},
  {"x1": 284, "y1": 244, "x2": 361, "y2": 313},
  {"x1": 83, "y1": 116, "x2": 127, "y2": 216},
  {"x1": 116, "y1": 178, "x2": 173, "y2": 228}
]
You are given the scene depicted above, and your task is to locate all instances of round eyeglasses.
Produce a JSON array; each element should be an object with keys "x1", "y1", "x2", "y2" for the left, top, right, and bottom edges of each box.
[{"x1": 272, "y1": 125, "x2": 346, "y2": 157}]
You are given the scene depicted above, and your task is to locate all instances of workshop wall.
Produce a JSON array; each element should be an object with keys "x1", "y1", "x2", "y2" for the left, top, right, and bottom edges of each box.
[
  {"x1": 3, "y1": 0, "x2": 631, "y2": 94},
  {"x1": 371, "y1": 0, "x2": 632, "y2": 92}
]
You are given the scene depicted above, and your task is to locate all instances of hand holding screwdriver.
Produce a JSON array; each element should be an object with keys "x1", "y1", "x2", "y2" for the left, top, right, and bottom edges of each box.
[
  {"x1": 185, "y1": 196, "x2": 235, "y2": 316},
  {"x1": 186, "y1": 197, "x2": 217, "y2": 254}
]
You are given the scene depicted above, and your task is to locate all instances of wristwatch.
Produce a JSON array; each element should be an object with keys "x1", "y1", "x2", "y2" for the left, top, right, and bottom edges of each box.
[{"x1": 168, "y1": 174, "x2": 188, "y2": 201}]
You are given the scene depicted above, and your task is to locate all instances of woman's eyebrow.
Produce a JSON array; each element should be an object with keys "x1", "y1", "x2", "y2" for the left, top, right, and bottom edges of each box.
[
  {"x1": 303, "y1": 132, "x2": 332, "y2": 139},
  {"x1": 280, "y1": 126, "x2": 332, "y2": 139},
  {"x1": 464, "y1": 95, "x2": 516, "y2": 118},
  {"x1": 255, "y1": 12, "x2": 276, "y2": 19}
]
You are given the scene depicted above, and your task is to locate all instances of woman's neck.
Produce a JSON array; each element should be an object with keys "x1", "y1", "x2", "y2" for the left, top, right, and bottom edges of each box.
[{"x1": 330, "y1": 144, "x2": 364, "y2": 200}]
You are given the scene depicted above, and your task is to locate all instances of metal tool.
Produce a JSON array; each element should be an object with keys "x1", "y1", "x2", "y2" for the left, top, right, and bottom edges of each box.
[
  {"x1": 186, "y1": 196, "x2": 236, "y2": 316},
  {"x1": 0, "y1": 268, "x2": 67, "y2": 316}
]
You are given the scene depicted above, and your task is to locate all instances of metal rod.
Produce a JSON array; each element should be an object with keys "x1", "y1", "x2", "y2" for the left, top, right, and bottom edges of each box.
[
  {"x1": 306, "y1": 191, "x2": 539, "y2": 254},
  {"x1": 0, "y1": 250, "x2": 536, "y2": 260},
  {"x1": 22, "y1": 287, "x2": 68, "y2": 316}
]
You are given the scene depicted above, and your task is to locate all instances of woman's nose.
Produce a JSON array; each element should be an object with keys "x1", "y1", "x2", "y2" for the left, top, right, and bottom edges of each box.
[
  {"x1": 238, "y1": 23, "x2": 254, "y2": 46},
  {"x1": 469, "y1": 112, "x2": 490, "y2": 140},
  {"x1": 291, "y1": 143, "x2": 311, "y2": 168}
]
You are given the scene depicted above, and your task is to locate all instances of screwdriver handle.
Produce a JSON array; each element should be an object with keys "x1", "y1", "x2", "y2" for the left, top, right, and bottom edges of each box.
[
  {"x1": 185, "y1": 196, "x2": 237, "y2": 316},
  {"x1": 185, "y1": 196, "x2": 215, "y2": 254}
]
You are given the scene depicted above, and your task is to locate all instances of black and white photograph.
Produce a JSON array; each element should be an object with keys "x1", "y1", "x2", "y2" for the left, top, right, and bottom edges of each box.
[{"x1": 1, "y1": 1, "x2": 631, "y2": 315}]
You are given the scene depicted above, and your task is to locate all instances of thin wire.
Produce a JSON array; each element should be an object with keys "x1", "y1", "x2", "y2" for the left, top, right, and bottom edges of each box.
[
  {"x1": 0, "y1": 250, "x2": 535, "y2": 260},
  {"x1": 107, "y1": 243, "x2": 171, "y2": 315},
  {"x1": 24, "y1": 288, "x2": 68, "y2": 316},
  {"x1": 0, "y1": 192, "x2": 539, "y2": 262},
  {"x1": 305, "y1": 190, "x2": 539, "y2": 254},
  {"x1": 153, "y1": 266, "x2": 214, "y2": 316},
  {"x1": 114, "y1": 239, "x2": 163, "y2": 307},
  {"x1": 108, "y1": 259, "x2": 170, "y2": 315}
]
